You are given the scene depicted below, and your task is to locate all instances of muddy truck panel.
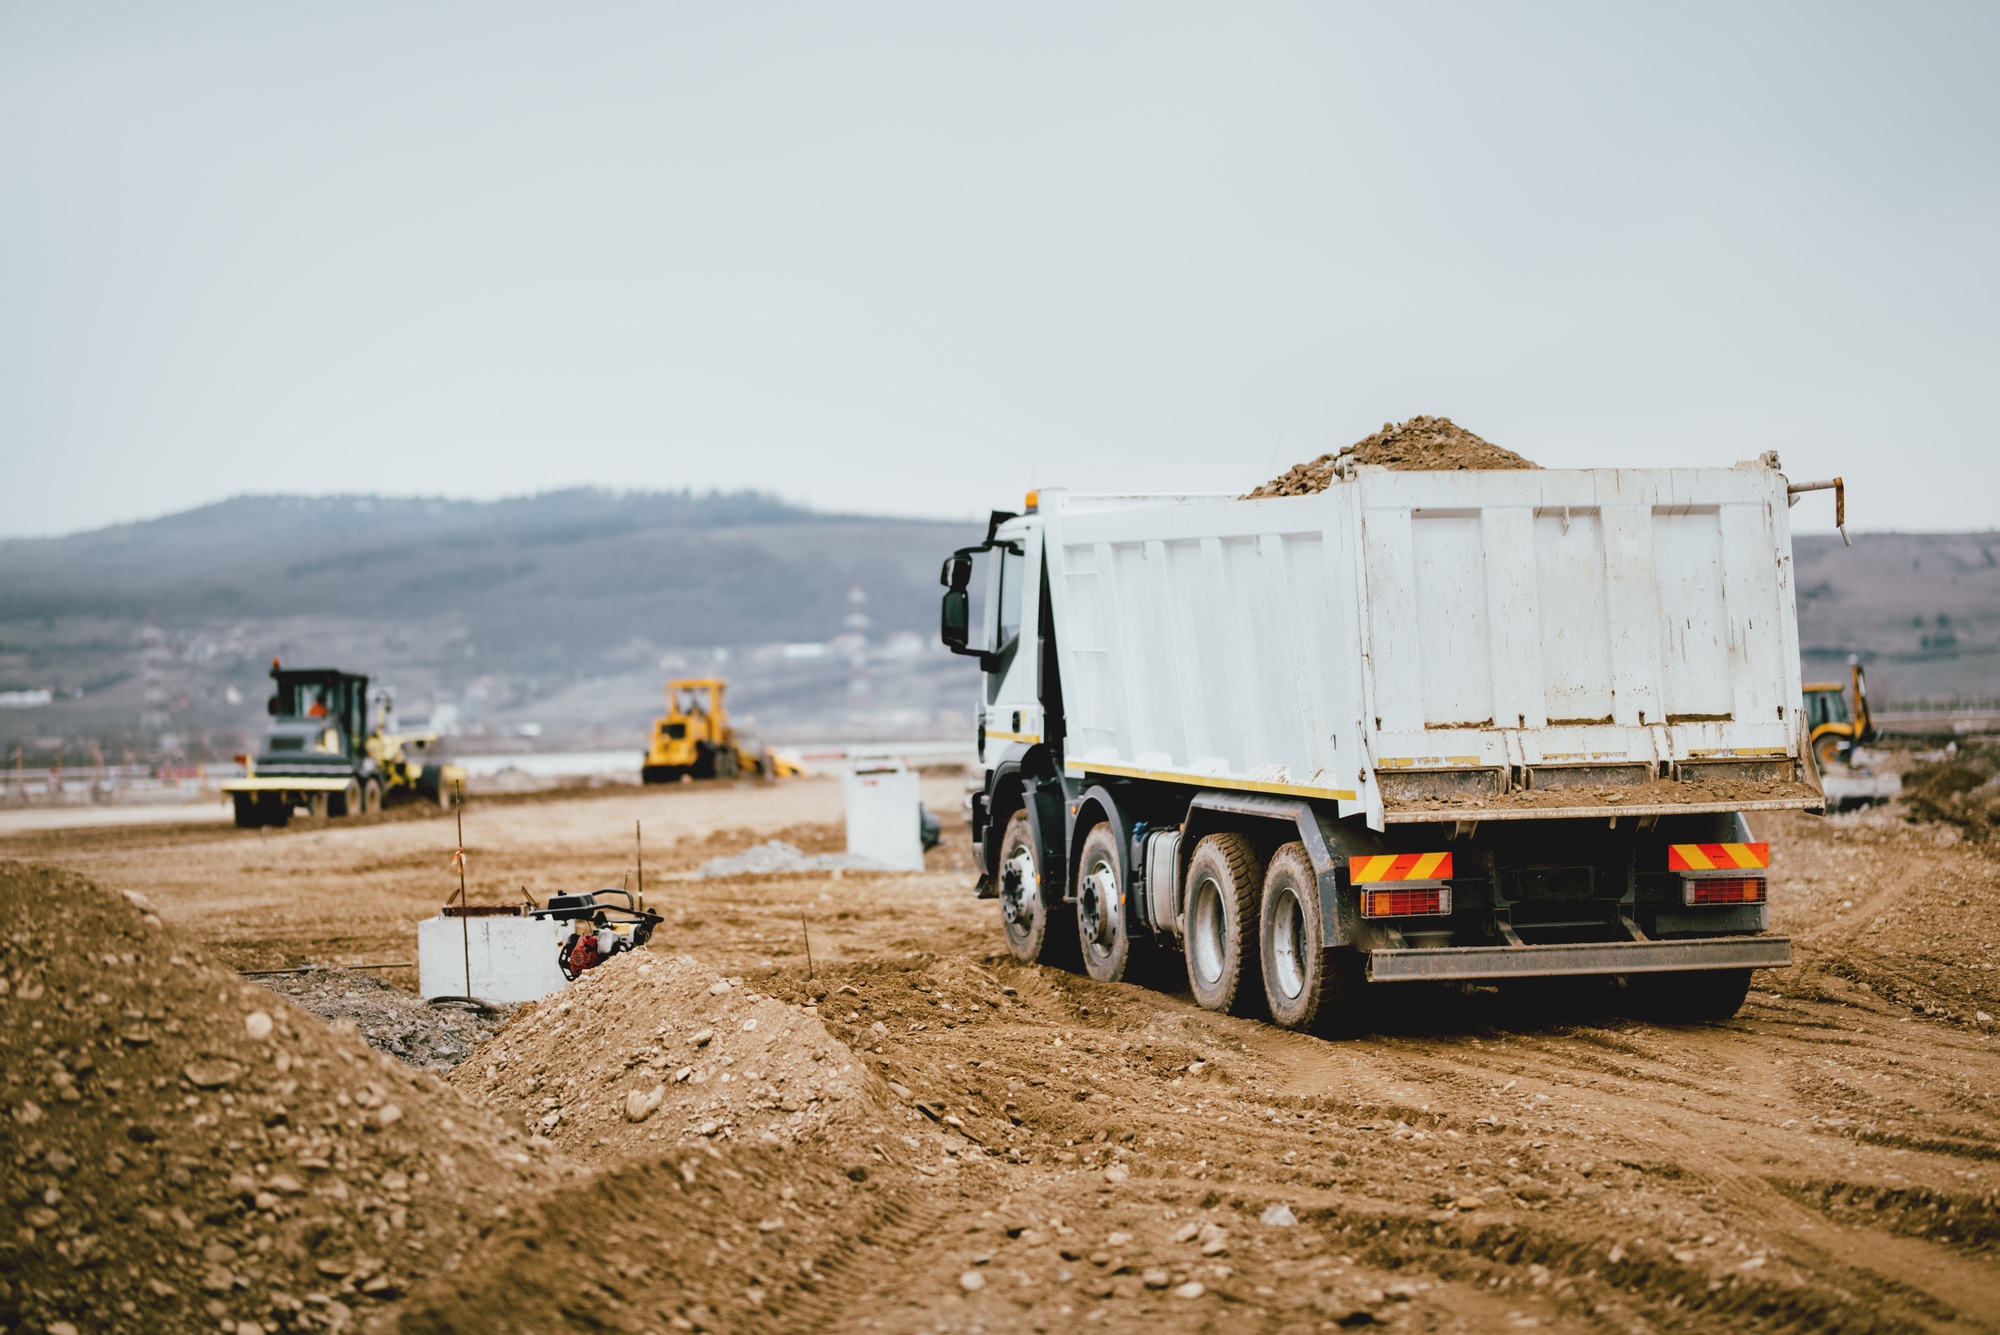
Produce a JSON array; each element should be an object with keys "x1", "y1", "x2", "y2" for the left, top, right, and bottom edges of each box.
[{"x1": 941, "y1": 459, "x2": 1817, "y2": 1028}]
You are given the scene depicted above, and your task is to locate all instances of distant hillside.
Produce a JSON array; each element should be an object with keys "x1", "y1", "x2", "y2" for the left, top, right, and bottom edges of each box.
[
  {"x1": 0, "y1": 491, "x2": 983, "y2": 757},
  {"x1": 1795, "y1": 532, "x2": 2000, "y2": 700}
]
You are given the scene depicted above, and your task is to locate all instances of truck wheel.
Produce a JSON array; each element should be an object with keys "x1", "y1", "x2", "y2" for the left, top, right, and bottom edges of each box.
[
  {"x1": 232, "y1": 794, "x2": 261, "y2": 829},
  {"x1": 1076, "y1": 822, "x2": 1143, "y2": 983},
  {"x1": 1184, "y1": 833, "x2": 1266, "y2": 1018},
  {"x1": 435, "y1": 782, "x2": 456, "y2": 813},
  {"x1": 998, "y1": 809, "x2": 1071, "y2": 965},
  {"x1": 1633, "y1": 968, "x2": 1753, "y2": 1023},
  {"x1": 1814, "y1": 733, "x2": 1845, "y2": 770},
  {"x1": 261, "y1": 795, "x2": 291, "y2": 828},
  {"x1": 691, "y1": 744, "x2": 717, "y2": 780},
  {"x1": 1261, "y1": 842, "x2": 1343, "y2": 1031},
  {"x1": 329, "y1": 779, "x2": 359, "y2": 818},
  {"x1": 362, "y1": 780, "x2": 381, "y2": 814}
]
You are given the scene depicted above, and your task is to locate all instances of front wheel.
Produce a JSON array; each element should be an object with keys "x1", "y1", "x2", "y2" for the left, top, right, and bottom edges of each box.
[
  {"x1": 1076, "y1": 822, "x2": 1143, "y2": 983},
  {"x1": 232, "y1": 794, "x2": 261, "y2": 829},
  {"x1": 1184, "y1": 833, "x2": 1265, "y2": 1017},
  {"x1": 998, "y1": 809, "x2": 1072, "y2": 965},
  {"x1": 361, "y1": 779, "x2": 382, "y2": 814}
]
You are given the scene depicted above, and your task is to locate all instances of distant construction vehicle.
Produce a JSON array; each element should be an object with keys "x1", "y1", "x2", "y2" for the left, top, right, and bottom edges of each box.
[
  {"x1": 641, "y1": 677, "x2": 796, "y2": 783},
  {"x1": 1804, "y1": 656, "x2": 1875, "y2": 768},
  {"x1": 223, "y1": 661, "x2": 464, "y2": 827}
]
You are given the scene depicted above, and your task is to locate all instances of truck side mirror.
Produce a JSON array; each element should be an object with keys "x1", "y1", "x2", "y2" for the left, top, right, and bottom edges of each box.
[
  {"x1": 941, "y1": 551, "x2": 972, "y2": 592},
  {"x1": 267, "y1": 695, "x2": 280, "y2": 716},
  {"x1": 941, "y1": 588, "x2": 971, "y2": 649}
]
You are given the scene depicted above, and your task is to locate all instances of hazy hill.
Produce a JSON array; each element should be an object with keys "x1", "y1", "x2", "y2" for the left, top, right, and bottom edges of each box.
[
  {"x1": 0, "y1": 491, "x2": 985, "y2": 757},
  {"x1": 1795, "y1": 532, "x2": 2000, "y2": 700}
]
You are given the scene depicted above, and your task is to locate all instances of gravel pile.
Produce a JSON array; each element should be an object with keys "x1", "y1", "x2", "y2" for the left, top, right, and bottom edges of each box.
[
  {"x1": 696, "y1": 841, "x2": 887, "y2": 878},
  {"x1": 454, "y1": 951, "x2": 888, "y2": 1157},
  {"x1": 0, "y1": 861, "x2": 555, "y2": 1335},
  {"x1": 1247, "y1": 415, "x2": 1537, "y2": 497},
  {"x1": 255, "y1": 968, "x2": 511, "y2": 1071}
]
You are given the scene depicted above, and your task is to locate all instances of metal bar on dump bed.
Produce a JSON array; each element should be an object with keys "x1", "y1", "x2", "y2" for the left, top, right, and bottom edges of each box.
[
  {"x1": 1366, "y1": 935, "x2": 1792, "y2": 982},
  {"x1": 1383, "y1": 794, "x2": 1823, "y2": 824}
]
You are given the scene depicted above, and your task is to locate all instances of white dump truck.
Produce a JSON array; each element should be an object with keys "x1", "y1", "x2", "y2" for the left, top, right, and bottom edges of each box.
[{"x1": 940, "y1": 455, "x2": 1831, "y2": 1031}]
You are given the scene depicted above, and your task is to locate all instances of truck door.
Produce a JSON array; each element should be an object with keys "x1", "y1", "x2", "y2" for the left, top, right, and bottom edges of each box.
[{"x1": 982, "y1": 521, "x2": 1045, "y2": 764}]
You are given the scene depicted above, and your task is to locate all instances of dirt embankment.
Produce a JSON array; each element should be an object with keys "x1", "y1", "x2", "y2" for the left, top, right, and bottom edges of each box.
[
  {"x1": 0, "y1": 861, "x2": 556, "y2": 1335},
  {"x1": 1248, "y1": 416, "x2": 1538, "y2": 498}
]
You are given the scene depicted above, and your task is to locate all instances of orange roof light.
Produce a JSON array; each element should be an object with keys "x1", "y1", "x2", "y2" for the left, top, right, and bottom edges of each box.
[{"x1": 1024, "y1": 489, "x2": 1039, "y2": 512}]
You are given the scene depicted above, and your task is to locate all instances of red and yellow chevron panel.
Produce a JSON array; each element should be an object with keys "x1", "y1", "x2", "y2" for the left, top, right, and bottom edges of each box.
[
  {"x1": 1349, "y1": 852, "x2": 1453, "y2": 884},
  {"x1": 1667, "y1": 842, "x2": 1770, "y2": 872}
]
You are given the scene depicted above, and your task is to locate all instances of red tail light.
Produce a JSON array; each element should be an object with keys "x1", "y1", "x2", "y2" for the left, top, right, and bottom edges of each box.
[
  {"x1": 1683, "y1": 876, "x2": 1766, "y2": 906},
  {"x1": 1361, "y1": 887, "x2": 1452, "y2": 918}
]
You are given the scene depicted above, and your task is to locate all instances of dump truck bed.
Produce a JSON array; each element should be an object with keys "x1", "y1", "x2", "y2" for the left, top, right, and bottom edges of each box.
[{"x1": 1040, "y1": 462, "x2": 1822, "y2": 829}]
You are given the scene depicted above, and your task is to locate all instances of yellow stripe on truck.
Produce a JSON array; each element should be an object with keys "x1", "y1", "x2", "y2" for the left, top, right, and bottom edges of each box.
[
  {"x1": 1350, "y1": 855, "x2": 1397, "y2": 884},
  {"x1": 1409, "y1": 851, "x2": 1450, "y2": 880},
  {"x1": 1676, "y1": 844, "x2": 1714, "y2": 870}
]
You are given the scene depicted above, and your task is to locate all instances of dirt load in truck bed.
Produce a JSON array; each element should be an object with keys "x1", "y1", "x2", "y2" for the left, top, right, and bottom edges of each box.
[
  {"x1": 1385, "y1": 772, "x2": 1824, "y2": 817},
  {"x1": 1247, "y1": 415, "x2": 1538, "y2": 497}
]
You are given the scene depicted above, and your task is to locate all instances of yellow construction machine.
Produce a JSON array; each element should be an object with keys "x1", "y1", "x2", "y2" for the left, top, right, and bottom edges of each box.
[
  {"x1": 1804, "y1": 655, "x2": 1876, "y2": 769},
  {"x1": 641, "y1": 677, "x2": 797, "y2": 783}
]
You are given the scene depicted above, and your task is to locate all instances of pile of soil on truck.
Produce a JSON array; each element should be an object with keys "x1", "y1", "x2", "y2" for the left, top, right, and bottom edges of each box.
[
  {"x1": 0, "y1": 861, "x2": 554, "y2": 1335},
  {"x1": 1384, "y1": 771, "x2": 1822, "y2": 816},
  {"x1": 1246, "y1": 415, "x2": 1537, "y2": 497}
]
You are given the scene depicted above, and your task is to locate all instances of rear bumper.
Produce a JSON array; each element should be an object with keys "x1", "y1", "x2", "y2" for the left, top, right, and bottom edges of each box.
[{"x1": 1366, "y1": 935, "x2": 1792, "y2": 982}]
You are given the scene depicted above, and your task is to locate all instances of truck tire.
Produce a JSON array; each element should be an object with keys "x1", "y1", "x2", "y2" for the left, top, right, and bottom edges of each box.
[
  {"x1": 1076, "y1": 822, "x2": 1144, "y2": 983},
  {"x1": 691, "y1": 743, "x2": 717, "y2": 780},
  {"x1": 232, "y1": 794, "x2": 261, "y2": 829},
  {"x1": 1184, "y1": 833, "x2": 1266, "y2": 1018},
  {"x1": 329, "y1": 779, "x2": 360, "y2": 818},
  {"x1": 1261, "y1": 842, "x2": 1347, "y2": 1032},
  {"x1": 998, "y1": 809, "x2": 1071, "y2": 965},
  {"x1": 435, "y1": 781, "x2": 456, "y2": 813},
  {"x1": 362, "y1": 779, "x2": 381, "y2": 814},
  {"x1": 1633, "y1": 968, "x2": 1753, "y2": 1023},
  {"x1": 261, "y1": 795, "x2": 291, "y2": 828}
]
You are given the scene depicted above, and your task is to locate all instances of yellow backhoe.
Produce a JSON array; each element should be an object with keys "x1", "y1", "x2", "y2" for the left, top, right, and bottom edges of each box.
[{"x1": 1804, "y1": 655, "x2": 1875, "y2": 769}]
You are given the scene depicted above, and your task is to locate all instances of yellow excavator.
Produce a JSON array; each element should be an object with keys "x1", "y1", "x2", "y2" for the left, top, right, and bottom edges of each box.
[
  {"x1": 641, "y1": 677, "x2": 798, "y2": 783},
  {"x1": 1804, "y1": 655, "x2": 1875, "y2": 769}
]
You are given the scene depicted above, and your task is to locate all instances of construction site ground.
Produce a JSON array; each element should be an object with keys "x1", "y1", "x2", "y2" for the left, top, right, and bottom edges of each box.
[{"x1": 4, "y1": 776, "x2": 1997, "y2": 1334}]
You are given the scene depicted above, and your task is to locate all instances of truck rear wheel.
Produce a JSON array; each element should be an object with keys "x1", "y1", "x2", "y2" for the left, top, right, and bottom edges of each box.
[
  {"x1": 260, "y1": 795, "x2": 291, "y2": 828},
  {"x1": 1184, "y1": 833, "x2": 1265, "y2": 1017},
  {"x1": 362, "y1": 779, "x2": 381, "y2": 814},
  {"x1": 998, "y1": 809, "x2": 1071, "y2": 965},
  {"x1": 329, "y1": 779, "x2": 360, "y2": 818},
  {"x1": 1632, "y1": 968, "x2": 1753, "y2": 1023},
  {"x1": 1261, "y1": 842, "x2": 1360, "y2": 1032},
  {"x1": 1076, "y1": 822, "x2": 1143, "y2": 983},
  {"x1": 232, "y1": 794, "x2": 261, "y2": 829}
]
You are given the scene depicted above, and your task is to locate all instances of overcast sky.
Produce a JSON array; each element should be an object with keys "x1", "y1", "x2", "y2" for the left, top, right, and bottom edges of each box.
[{"x1": 3, "y1": 2, "x2": 1995, "y2": 538}]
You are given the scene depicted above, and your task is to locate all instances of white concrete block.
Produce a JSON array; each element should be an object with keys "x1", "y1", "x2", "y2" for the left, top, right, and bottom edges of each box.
[
  {"x1": 418, "y1": 914, "x2": 569, "y2": 1005},
  {"x1": 844, "y1": 763, "x2": 924, "y2": 871}
]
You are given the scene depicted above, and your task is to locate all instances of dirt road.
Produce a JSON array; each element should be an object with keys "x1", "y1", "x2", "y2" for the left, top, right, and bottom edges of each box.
[{"x1": 7, "y1": 777, "x2": 1997, "y2": 1334}]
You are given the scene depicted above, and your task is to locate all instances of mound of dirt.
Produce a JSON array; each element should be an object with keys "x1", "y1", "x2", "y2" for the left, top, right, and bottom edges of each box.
[
  {"x1": 257, "y1": 968, "x2": 512, "y2": 1070},
  {"x1": 1247, "y1": 415, "x2": 1537, "y2": 497},
  {"x1": 0, "y1": 860, "x2": 555, "y2": 1335},
  {"x1": 1902, "y1": 746, "x2": 2000, "y2": 840},
  {"x1": 455, "y1": 952, "x2": 888, "y2": 1158}
]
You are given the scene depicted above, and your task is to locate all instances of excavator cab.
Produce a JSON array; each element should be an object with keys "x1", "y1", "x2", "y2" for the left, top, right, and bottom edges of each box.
[{"x1": 1805, "y1": 656, "x2": 1875, "y2": 770}]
